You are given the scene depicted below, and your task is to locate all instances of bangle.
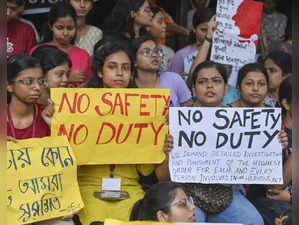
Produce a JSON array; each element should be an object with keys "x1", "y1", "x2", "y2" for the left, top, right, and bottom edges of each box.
[{"x1": 205, "y1": 36, "x2": 212, "y2": 43}]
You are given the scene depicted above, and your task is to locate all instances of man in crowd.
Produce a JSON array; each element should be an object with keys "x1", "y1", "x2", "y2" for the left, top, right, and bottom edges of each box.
[{"x1": 7, "y1": 0, "x2": 36, "y2": 57}]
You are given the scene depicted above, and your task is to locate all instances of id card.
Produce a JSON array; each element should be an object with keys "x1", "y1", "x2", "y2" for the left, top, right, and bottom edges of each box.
[{"x1": 102, "y1": 178, "x2": 121, "y2": 191}]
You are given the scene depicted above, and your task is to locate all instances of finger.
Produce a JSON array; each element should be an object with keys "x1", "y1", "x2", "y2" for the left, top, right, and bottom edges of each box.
[
  {"x1": 7, "y1": 136, "x2": 18, "y2": 143},
  {"x1": 47, "y1": 98, "x2": 54, "y2": 105}
]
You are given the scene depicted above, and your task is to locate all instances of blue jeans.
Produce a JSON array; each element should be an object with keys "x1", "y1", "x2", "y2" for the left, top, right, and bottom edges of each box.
[{"x1": 195, "y1": 185, "x2": 264, "y2": 225}]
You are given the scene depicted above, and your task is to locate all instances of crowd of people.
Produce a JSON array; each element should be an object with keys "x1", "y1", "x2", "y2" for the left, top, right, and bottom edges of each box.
[{"x1": 7, "y1": 0, "x2": 292, "y2": 225}]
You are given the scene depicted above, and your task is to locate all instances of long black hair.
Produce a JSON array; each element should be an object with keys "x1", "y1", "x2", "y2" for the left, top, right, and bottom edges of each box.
[
  {"x1": 189, "y1": 7, "x2": 215, "y2": 44},
  {"x1": 264, "y1": 51, "x2": 292, "y2": 75},
  {"x1": 130, "y1": 182, "x2": 184, "y2": 221},
  {"x1": 42, "y1": 2, "x2": 77, "y2": 44},
  {"x1": 31, "y1": 45, "x2": 72, "y2": 75},
  {"x1": 84, "y1": 33, "x2": 134, "y2": 88},
  {"x1": 7, "y1": 54, "x2": 41, "y2": 103},
  {"x1": 237, "y1": 63, "x2": 269, "y2": 88},
  {"x1": 103, "y1": 0, "x2": 148, "y2": 39}
]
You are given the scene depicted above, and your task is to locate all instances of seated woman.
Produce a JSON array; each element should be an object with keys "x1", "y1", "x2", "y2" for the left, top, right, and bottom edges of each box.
[
  {"x1": 31, "y1": 2, "x2": 92, "y2": 87},
  {"x1": 263, "y1": 51, "x2": 292, "y2": 107},
  {"x1": 188, "y1": 61, "x2": 264, "y2": 225},
  {"x1": 229, "y1": 63, "x2": 290, "y2": 225},
  {"x1": 7, "y1": 54, "x2": 77, "y2": 224},
  {"x1": 245, "y1": 76, "x2": 292, "y2": 225},
  {"x1": 146, "y1": 6, "x2": 174, "y2": 71},
  {"x1": 103, "y1": 0, "x2": 153, "y2": 39},
  {"x1": 76, "y1": 36, "x2": 173, "y2": 224},
  {"x1": 132, "y1": 35, "x2": 192, "y2": 107},
  {"x1": 31, "y1": 45, "x2": 72, "y2": 104},
  {"x1": 229, "y1": 63, "x2": 269, "y2": 108},
  {"x1": 170, "y1": 7, "x2": 214, "y2": 76},
  {"x1": 68, "y1": 0, "x2": 103, "y2": 56},
  {"x1": 130, "y1": 181, "x2": 196, "y2": 223}
]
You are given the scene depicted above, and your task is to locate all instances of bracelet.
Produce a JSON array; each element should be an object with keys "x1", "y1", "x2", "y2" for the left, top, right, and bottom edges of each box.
[{"x1": 205, "y1": 36, "x2": 212, "y2": 43}]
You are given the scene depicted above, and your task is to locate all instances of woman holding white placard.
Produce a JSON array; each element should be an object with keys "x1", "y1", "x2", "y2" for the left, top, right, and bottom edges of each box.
[{"x1": 185, "y1": 60, "x2": 286, "y2": 225}]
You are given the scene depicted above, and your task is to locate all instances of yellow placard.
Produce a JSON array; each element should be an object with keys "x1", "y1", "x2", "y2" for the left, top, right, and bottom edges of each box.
[
  {"x1": 51, "y1": 88, "x2": 170, "y2": 165},
  {"x1": 7, "y1": 136, "x2": 84, "y2": 224},
  {"x1": 104, "y1": 219, "x2": 182, "y2": 225}
]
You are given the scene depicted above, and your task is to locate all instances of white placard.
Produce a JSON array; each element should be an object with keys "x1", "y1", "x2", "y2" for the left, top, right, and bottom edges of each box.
[
  {"x1": 210, "y1": 0, "x2": 263, "y2": 67},
  {"x1": 169, "y1": 107, "x2": 283, "y2": 184}
]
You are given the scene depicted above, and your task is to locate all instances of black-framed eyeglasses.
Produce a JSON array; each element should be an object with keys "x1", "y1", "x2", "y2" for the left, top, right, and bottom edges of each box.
[
  {"x1": 14, "y1": 78, "x2": 48, "y2": 88},
  {"x1": 169, "y1": 196, "x2": 194, "y2": 209},
  {"x1": 138, "y1": 47, "x2": 163, "y2": 57},
  {"x1": 143, "y1": 6, "x2": 152, "y2": 14}
]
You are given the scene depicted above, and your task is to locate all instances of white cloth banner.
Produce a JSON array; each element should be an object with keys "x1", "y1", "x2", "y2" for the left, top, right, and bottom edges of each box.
[{"x1": 169, "y1": 107, "x2": 283, "y2": 184}]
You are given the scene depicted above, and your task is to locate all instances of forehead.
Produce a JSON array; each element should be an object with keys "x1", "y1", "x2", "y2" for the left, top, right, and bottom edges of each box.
[
  {"x1": 139, "y1": 40, "x2": 156, "y2": 49},
  {"x1": 105, "y1": 51, "x2": 131, "y2": 64},
  {"x1": 197, "y1": 67, "x2": 221, "y2": 78},
  {"x1": 17, "y1": 67, "x2": 43, "y2": 78},
  {"x1": 264, "y1": 58, "x2": 277, "y2": 67},
  {"x1": 50, "y1": 63, "x2": 70, "y2": 71},
  {"x1": 196, "y1": 22, "x2": 209, "y2": 29},
  {"x1": 153, "y1": 11, "x2": 164, "y2": 20},
  {"x1": 173, "y1": 188, "x2": 187, "y2": 200},
  {"x1": 243, "y1": 71, "x2": 266, "y2": 80}
]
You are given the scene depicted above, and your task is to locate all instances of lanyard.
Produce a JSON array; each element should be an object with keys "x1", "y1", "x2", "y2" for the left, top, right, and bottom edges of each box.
[
  {"x1": 110, "y1": 165, "x2": 115, "y2": 178},
  {"x1": 7, "y1": 104, "x2": 37, "y2": 139}
]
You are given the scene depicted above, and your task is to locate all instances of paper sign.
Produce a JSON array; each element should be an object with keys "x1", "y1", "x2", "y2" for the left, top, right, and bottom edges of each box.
[
  {"x1": 104, "y1": 219, "x2": 243, "y2": 225},
  {"x1": 210, "y1": 0, "x2": 263, "y2": 67},
  {"x1": 6, "y1": 136, "x2": 84, "y2": 224},
  {"x1": 51, "y1": 88, "x2": 170, "y2": 165},
  {"x1": 169, "y1": 107, "x2": 283, "y2": 184}
]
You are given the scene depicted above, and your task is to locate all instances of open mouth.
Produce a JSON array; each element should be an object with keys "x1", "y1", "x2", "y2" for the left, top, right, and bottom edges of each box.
[
  {"x1": 205, "y1": 91, "x2": 216, "y2": 97},
  {"x1": 151, "y1": 59, "x2": 160, "y2": 65}
]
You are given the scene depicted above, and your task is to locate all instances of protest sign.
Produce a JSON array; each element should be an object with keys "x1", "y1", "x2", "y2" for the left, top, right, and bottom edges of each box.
[
  {"x1": 104, "y1": 219, "x2": 243, "y2": 225},
  {"x1": 51, "y1": 88, "x2": 170, "y2": 165},
  {"x1": 7, "y1": 136, "x2": 84, "y2": 224},
  {"x1": 169, "y1": 107, "x2": 283, "y2": 184},
  {"x1": 210, "y1": 0, "x2": 263, "y2": 67}
]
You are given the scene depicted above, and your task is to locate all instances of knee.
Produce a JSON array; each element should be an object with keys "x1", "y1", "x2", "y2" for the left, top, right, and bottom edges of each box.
[{"x1": 245, "y1": 209, "x2": 264, "y2": 225}]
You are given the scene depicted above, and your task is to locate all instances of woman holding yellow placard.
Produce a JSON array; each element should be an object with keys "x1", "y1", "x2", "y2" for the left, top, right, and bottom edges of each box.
[
  {"x1": 77, "y1": 34, "x2": 173, "y2": 225},
  {"x1": 7, "y1": 54, "x2": 79, "y2": 225}
]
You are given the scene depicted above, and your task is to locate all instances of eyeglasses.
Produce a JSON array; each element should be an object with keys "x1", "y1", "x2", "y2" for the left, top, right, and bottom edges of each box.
[
  {"x1": 14, "y1": 78, "x2": 48, "y2": 88},
  {"x1": 143, "y1": 6, "x2": 152, "y2": 14},
  {"x1": 138, "y1": 47, "x2": 163, "y2": 57},
  {"x1": 170, "y1": 196, "x2": 194, "y2": 209}
]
